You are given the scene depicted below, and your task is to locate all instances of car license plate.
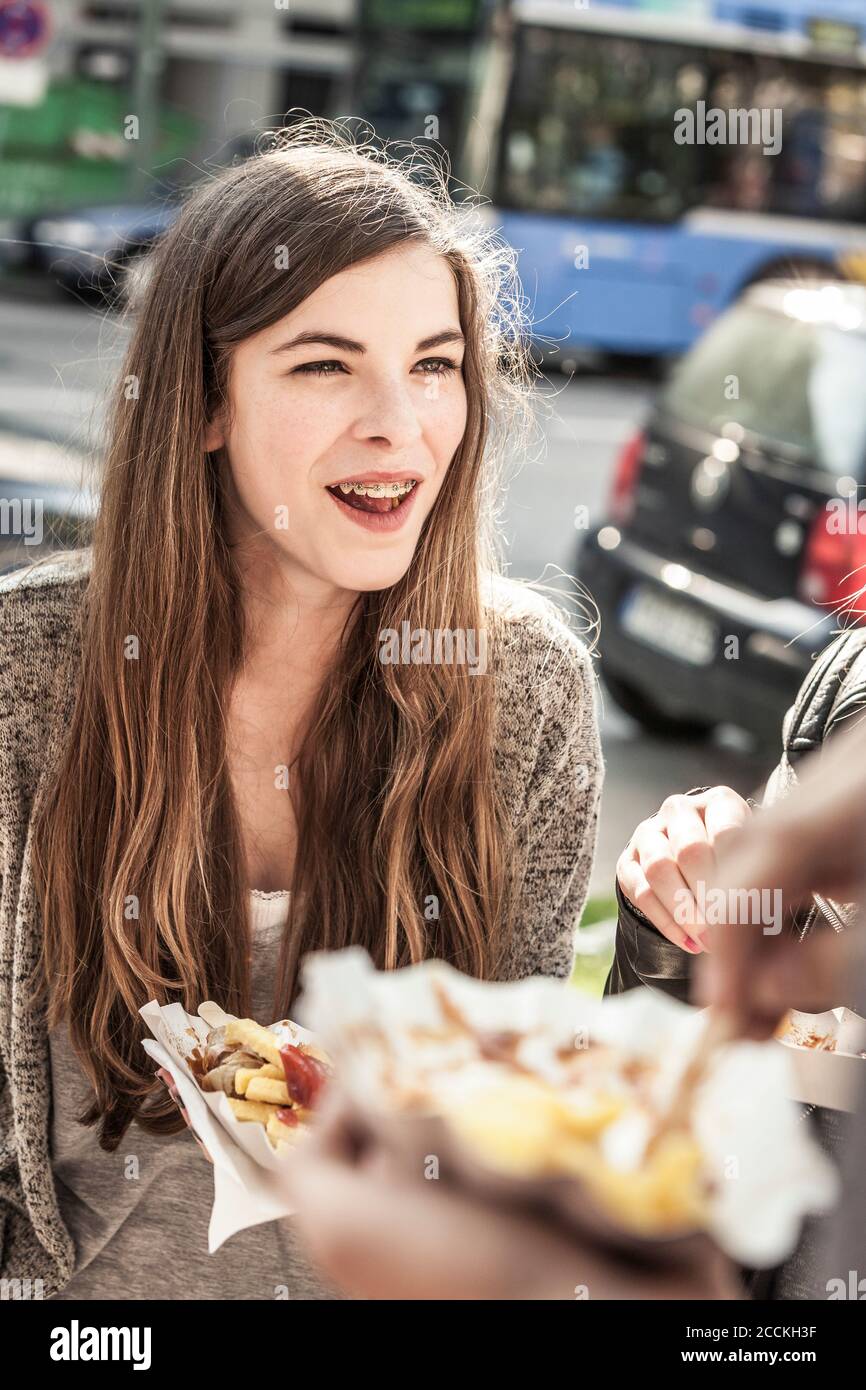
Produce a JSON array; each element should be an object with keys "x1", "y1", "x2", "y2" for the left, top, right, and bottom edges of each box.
[{"x1": 618, "y1": 585, "x2": 717, "y2": 666}]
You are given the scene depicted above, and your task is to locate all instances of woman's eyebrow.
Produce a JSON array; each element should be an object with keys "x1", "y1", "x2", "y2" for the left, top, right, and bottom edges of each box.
[{"x1": 269, "y1": 329, "x2": 465, "y2": 355}]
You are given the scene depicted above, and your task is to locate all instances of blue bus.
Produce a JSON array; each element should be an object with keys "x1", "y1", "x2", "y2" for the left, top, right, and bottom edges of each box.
[{"x1": 462, "y1": 0, "x2": 866, "y2": 359}]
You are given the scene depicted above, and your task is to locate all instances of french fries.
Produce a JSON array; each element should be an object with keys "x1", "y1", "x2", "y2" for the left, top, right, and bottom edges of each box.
[
  {"x1": 199, "y1": 1017, "x2": 333, "y2": 1151},
  {"x1": 430, "y1": 1074, "x2": 709, "y2": 1234},
  {"x1": 235, "y1": 1063, "x2": 282, "y2": 1095},
  {"x1": 228, "y1": 1097, "x2": 281, "y2": 1126},
  {"x1": 245, "y1": 1076, "x2": 291, "y2": 1106},
  {"x1": 335, "y1": 981, "x2": 716, "y2": 1237},
  {"x1": 224, "y1": 1018, "x2": 284, "y2": 1069}
]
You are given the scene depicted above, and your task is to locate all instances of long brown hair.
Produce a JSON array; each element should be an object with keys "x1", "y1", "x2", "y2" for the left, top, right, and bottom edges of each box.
[{"x1": 32, "y1": 119, "x2": 537, "y2": 1149}]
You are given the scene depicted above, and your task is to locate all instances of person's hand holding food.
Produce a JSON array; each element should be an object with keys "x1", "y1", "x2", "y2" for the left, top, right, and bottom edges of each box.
[
  {"x1": 283, "y1": 1081, "x2": 743, "y2": 1302},
  {"x1": 617, "y1": 787, "x2": 752, "y2": 952},
  {"x1": 155, "y1": 1066, "x2": 214, "y2": 1163},
  {"x1": 696, "y1": 716, "x2": 866, "y2": 1039}
]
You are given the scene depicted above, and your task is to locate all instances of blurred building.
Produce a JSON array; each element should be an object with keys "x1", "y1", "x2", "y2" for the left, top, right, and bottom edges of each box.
[
  {"x1": 0, "y1": 0, "x2": 497, "y2": 216},
  {"x1": 68, "y1": 0, "x2": 357, "y2": 146},
  {"x1": 0, "y1": 0, "x2": 358, "y2": 215}
]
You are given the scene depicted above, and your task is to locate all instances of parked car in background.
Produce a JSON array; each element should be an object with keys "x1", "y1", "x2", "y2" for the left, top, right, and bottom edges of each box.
[
  {"x1": 578, "y1": 279, "x2": 866, "y2": 745},
  {"x1": 0, "y1": 134, "x2": 261, "y2": 301},
  {"x1": 0, "y1": 198, "x2": 180, "y2": 300}
]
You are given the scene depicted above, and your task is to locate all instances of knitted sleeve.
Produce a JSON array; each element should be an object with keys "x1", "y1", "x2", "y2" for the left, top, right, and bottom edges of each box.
[{"x1": 493, "y1": 603, "x2": 604, "y2": 982}]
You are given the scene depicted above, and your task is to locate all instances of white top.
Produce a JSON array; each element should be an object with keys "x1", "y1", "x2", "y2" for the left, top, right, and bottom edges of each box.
[{"x1": 248, "y1": 888, "x2": 291, "y2": 936}]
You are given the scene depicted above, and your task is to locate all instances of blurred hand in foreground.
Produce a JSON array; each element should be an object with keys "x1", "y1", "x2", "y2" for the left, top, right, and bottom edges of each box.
[
  {"x1": 284, "y1": 1084, "x2": 741, "y2": 1301},
  {"x1": 696, "y1": 714, "x2": 866, "y2": 1039}
]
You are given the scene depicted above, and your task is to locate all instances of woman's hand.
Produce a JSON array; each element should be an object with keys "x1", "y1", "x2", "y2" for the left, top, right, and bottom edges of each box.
[
  {"x1": 156, "y1": 1066, "x2": 213, "y2": 1164},
  {"x1": 617, "y1": 788, "x2": 752, "y2": 953}
]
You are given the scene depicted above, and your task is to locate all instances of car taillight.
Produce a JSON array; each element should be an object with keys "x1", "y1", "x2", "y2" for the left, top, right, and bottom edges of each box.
[
  {"x1": 799, "y1": 507, "x2": 866, "y2": 624},
  {"x1": 609, "y1": 430, "x2": 645, "y2": 526}
]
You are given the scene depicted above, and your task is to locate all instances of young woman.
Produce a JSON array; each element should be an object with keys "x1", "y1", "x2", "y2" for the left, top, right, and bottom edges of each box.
[{"x1": 0, "y1": 122, "x2": 603, "y2": 1300}]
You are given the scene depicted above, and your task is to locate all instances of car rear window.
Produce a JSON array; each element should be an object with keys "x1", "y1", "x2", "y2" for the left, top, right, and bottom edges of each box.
[{"x1": 660, "y1": 300, "x2": 866, "y2": 478}]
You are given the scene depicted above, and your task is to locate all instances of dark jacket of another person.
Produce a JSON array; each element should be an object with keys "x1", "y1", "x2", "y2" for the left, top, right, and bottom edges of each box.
[{"x1": 606, "y1": 627, "x2": 866, "y2": 1299}]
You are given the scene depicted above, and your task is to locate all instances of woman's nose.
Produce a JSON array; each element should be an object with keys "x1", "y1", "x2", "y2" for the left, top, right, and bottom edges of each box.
[{"x1": 351, "y1": 380, "x2": 424, "y2": 449}]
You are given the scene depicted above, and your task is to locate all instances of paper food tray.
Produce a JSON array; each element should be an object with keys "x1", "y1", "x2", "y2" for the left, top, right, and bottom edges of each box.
[
  {"x1": 139, "y1": 998, "x2": 315, "y2": 1252},
  {"x1": 295, "y1": 947, "x2": 841, "y2": 1269},
  {"x1": 776, "y1": 1007, "x2": 866, "y2": 1113}
]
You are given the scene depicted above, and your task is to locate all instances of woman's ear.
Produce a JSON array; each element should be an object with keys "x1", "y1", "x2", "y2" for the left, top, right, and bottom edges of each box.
[{"x1": 203, "y1": 416, "x2": 225, "y2": 453}]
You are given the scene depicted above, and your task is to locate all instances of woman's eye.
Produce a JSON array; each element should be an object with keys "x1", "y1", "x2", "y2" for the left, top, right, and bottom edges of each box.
[
  {"x1": 294, "y1": 360, "x2": 345, "y2": 377},
  {"x1": 292, "y1": 357, "x2": 460, "y2": 378},
  {"x1": 416, "y1": 357, "x2": 460, "y2": 376}
]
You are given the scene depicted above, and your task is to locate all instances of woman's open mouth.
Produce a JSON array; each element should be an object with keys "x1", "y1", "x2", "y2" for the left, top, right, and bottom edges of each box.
[{"x1": 325, "y1": 478, "x2": 420, "y2": 532}]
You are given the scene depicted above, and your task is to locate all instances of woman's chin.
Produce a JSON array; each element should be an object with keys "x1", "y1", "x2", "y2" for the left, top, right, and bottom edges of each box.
[
  {"x1": 316, "y1": 521, "x2": 419, "y2": 594},
  {"x1": 327, "y1": 553, "x2": 415, "y2": 593}
]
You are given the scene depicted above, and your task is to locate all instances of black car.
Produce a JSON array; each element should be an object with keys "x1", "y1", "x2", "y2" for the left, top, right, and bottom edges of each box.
[{"x1": 578, "y1": 279, "x2": 866, "y2": 745}]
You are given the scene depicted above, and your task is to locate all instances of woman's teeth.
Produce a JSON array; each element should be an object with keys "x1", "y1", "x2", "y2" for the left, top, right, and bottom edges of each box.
[
  {"x1": 328, "y1": 479, "x2": 418, "y2": 513},
  {"x1": 336, "y1": 481, "x2": 417, "y2": 498}
]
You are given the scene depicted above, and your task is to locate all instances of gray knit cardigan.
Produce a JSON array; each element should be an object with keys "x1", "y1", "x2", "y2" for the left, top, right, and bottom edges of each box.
[{"x1": 0, "y1": 548, "x2": 603, "y2": 1296}]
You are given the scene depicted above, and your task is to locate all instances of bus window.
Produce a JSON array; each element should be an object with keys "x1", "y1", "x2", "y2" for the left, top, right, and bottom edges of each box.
[
  {"x1": 495, "y1": 25, "x2": 866, "y2": 225},
  {"x1": 496, "y1": 28, "x2": 708, "y2": 222}
]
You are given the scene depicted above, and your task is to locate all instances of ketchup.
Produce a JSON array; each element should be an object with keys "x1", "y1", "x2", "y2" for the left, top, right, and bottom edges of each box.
[{"x1": 279, "y1": 1043, "x2": 329, "y2": 1110}]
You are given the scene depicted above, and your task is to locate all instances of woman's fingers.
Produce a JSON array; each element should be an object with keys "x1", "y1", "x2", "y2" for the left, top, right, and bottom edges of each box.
[
  {"x1": 654, "y1": 796, "x2": 716, "y2": 948},
  {"x1": 697, "y1": 930, "x2": 845, "y2": 1039},
  {"x1": 155, "y1": 1065, "x2": 213, "y2": 1162},
  {"x1": 156, "y1": 1066, "x2": 184, "y2": 1115},
  {"x1": 659, "y1": 790, "x2": 751, "y2": 947},
  {"x1": 633, "y1": 822, "x2": 706, "y2": 937},
  {"x1": 617, "y1": 850, "x2": 703, "y2": 953},
  {"x1": 618, "y1": 789, "x2": 752, "y2": 953},
  {"x1": 656, "y1": 795, "x2": 714, "y2": 891},
  {"x1": 702, "y1": 786, "x2": 753, "y2": 855},
  {"x1": 158, "y1": 1068, "x2": 184, "y2": 1112}
]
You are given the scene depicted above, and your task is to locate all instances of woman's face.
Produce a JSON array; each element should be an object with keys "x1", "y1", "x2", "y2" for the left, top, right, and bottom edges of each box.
[{"x1": 207, "y1": 242, "x2": 468, "y2": 597}]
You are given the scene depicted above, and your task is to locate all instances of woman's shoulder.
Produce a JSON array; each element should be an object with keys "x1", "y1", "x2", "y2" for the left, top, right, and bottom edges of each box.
[
  {"x1": 484, "y1": 573, "x2": 598, "y2": 705},
  {"x1": 483, "y1": 575, "x2": 601, "y2": 801},
  {"x1": 0, "y1": 546, "x2": 91, "y2": 622},
  {"x1": 0, "y1": 548, "x2": 91, "y2": 721}
]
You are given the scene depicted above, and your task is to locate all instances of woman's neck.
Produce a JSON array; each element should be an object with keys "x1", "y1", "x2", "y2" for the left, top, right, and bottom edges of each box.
[
  {"x1": 225, "y1": 543, "x2": 361, "y2": 895},
  {"x1": 235, "y1": 543, "x2": 359, "y2": 686}
]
